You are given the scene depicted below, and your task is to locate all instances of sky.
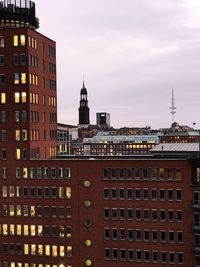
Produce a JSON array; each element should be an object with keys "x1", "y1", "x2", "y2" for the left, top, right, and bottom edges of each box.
[{"x1": 34, "y1": 0, "x2": 200, "y2": 129}]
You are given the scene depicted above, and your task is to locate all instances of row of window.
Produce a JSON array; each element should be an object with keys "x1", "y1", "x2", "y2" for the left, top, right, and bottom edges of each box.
[
  {"x1": 0, "y1": 224, "x2": 72, "y2": 239},
  {"x1": 13, "y1": 35, "x2": 26, "y2": 47},
  {"x1": 1, "y1": 205, "x2": 72, "y2": 218},
  {"x1": 2, "y1": 186, "x2": 72, "y2": 199},
  {"x1": 29, "y1": 74, "x2": 38, "y2": 86},
  {"x1": 48, "y1": 96, "x2": 56, "y2": 107},
  {"x1": 3, "y1": 243, "x2": 72, "y2": 257},
  {"x1": 104, "y1": 248, "x2": 184, "y2": 264},
  {"x1": 103, "y1": 168, "x2": 182, "y2": 180},
  {"x1": 104, "y1": 228, "x2": 183, "y2": 243},
  {"x1": 0, "y1": 263, "x2": 72, "y2": 267},
  {"x1": 15, "y1": 167, "x2": 71, "y2": 179},
  {"x1": 0, "y1": 73, "x2": 38, "y2": 85},
  {"x1": 48, "y1": 62, "x2": 56, "y2": 74},
  {"x1": 0, "y1": 110, "x2": 56, "y2": 123},
  {"x1": 0, "y1": 92, "x2": 40, "y2": 104},
  {"x1": 103, "y1": 188, "x2": 182, "y2": 201},
  {"x1": 104, "y1": 208, "x2": 183, "y2": 222}
]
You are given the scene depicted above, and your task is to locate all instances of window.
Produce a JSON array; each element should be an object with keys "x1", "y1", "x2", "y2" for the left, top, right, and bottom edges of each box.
[
  {"x1": 176, "y1": 189, "x2": 182, "y2": 201},
  {"x1": 151, "y1": 189, "x2": 157, "y2": 200},
  {"x1": 128, "y1": 229, "x2": 133, "y2": 240},
  {"x1": 104, "y1": 228, "x2": 110, "y2": 239},
  {"x1": 127, "y1": 208, "x2": 133, "y2": 220},
  {"x1": 128, "y1": 250, "x2": 134, "y2": 261},
  {"x1": 0, "y1": 36, "x2": 4, "y2": 47},
  {"x1": 152, "y1": 209, "x2": 157, "y2": 221},
  {"x1": 152, "y1": 230, "x2": 158, "y2": 242},
  {"x1": 0, "y1": 111, "x2": 6, "y2": 122},
  {"x1": 168, "y1": 210, "x2": 174, "y2": 222},
  {"x1": 136, "y1": 250, "x2": 142, "y2": 262},
  {"x1": 136, "y1": 229, "x2": 141, "y2": 241},
  {"x1": 21, "y1": 73, "x2": 26, "y2": 84},
  {"x1": 0, "y1": 55, "x2": 5, "y2": 65},
  {"x1": 178, "y1": 252, "x2": 183, "y2": 264},
  {"x1": 135, "y1": 209, "x2": 141, "y2": 220},
  {"x1": 161, "y1": 251, "x2": 167, "y2": 263},
  {"x1": 143, "y1": 188, "x2": 148, "y2": 200},
  {"x1": 104, "y1": 188, "x2": 109, "y2": 199},
  {"x1": 112, "y1": 188, "x2": 117, "y2": 199},
  {"x1": 144, "y1": 230, "x2": 149, "y2": 241},
  {"x1": 177, "y1": 210, "x2": 183, "y2": 222},
  {"x1": 0, "y1": 73, "x2": 5, "y2": 84},
  {"x1": 13, "y1": 35, "x2": 19, "y2": 46},
  {"x1": 14, "y1": 73, "x2": 19, "y2": 84},
  {"x1": 21, "y1": 92, "x2": 26, "y2": 103},
  {"x1": 135, "y1": 189, "x2": 141, "y2": 200},
  {"x1": 160, "y1": 189, "x2": 165, "y2": 200},
  {"x1": 169, "y1": 231, "x2": 174, "y2": 242},
  {"x1": 169, "y1": 252, "x2": 175, "y2": 264},
  {"x1": 177, "y1": 231, "x2": 183, "y2": 243},
  {"x1": 15, "y1": 92, "x2": 20, "y2": 103},
  {"x1": 127, "y1": 188, "x2": 133, "y2": 199},
  {"x1": 160, "y1": 230, "x2": 166, "y2": 242},
  {"x1": 144, "y1": 250, "x2": 150, "y2": 262},
  {"x1": 152, "y1": 251, "x2": 158, "y2": 262},
  {"x1": 168, "y1": 189, "x2": 173, "y2": 201}
]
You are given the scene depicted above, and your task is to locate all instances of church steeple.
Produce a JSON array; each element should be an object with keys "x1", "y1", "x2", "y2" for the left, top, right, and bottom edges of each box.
[{"x1": 79, "y1": 81, "x2": 90, "y2": 126}]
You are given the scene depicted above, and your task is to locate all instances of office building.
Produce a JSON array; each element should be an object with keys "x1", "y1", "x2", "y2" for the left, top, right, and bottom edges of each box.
[{"x1": 96, "y1": 112, "x2": 110, "y2": 127}]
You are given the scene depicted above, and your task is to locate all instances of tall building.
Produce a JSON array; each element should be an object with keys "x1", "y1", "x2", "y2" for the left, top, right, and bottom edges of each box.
[
  {"x1": 78, "y1": 81, "x2": 90, "y2": 126},
  {"x1": 96, "y1": 112, "x2": 110, "y2": 127},
  {"x1": 0, "y1": 1, "x2": 200, "y2": 267}
]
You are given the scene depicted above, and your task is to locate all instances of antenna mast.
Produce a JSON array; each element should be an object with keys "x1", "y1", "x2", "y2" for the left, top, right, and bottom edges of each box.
[{"x1": 170, "y1": 89, "x2": 176, "y2": 123}]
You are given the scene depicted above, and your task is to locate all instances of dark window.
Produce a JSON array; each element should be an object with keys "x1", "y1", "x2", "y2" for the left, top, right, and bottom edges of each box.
[
  {"x1": 143, "y1": 189, "x2": 148, "y2": 200},
  {"x1": 151, "y1": 189, "x2": 157, "y2": 200},
  {"x1": 177, "y1": 210, "x2": 183, "y2": 222},
  {"x1": 104, "y1": 208, "x2": 109, "y2": 219},
  {"x1": 161, "y1": 252, "x2": 167, "y2": 263},
  {"x1": 152, "y1": 251, "x2": 158, "y2": 262},
  {"x1": 152, "y1": 230, "x2": 158, "y2": 242},
  {"x1": 0, "y1": 55, "x2": 5, "y2": 65},
  {"x1": 119, "y1": 188, "x2": 125, "y2": 199},
  {"x1": 144, "y1": 209, "x2": 149, "y2": 221},
  {"x1": 120, "y1": 249, "x2": 126, "y2": 260},
  {"x1": 127, "y1": 188, "x2": 133, "y2": 199},
  {"x1": 160, "y1": 210, "x2": 166, "y2": 221},
  {"x1": 103, "y1": 168, "x2": 109, "y2": 179},
  {"x1": 128, "y1": 229, "x2": 133, "y2": 240},
  {"x1": 144, "y1": 251, "x2": 150, "y2": 262},
  {"x1": 105, "y1": 248, "x2": 110, "y2": 260},
  {"x1": 135, "y1": 209, "x2": 141, "y2": 220},
  {"x1": 169, "y1": 252, "x2": 175, "y2": 264},
  {"x1": 128, "y1": 250, "x2": 134, "y2": 261},
  {"x1": 0, "y1": 74, "x2": 5, "y2": 84},
  {"x1": 169, "y1": 231, "x2": 174, "y2": 242},
  {"x1": 152, "y1": 210, "x2": 157, "y2": 221},
  {"x1": 119, "y1": 208, "x2": 125, "y2": 219},
  {"x1": 135, "y1": 189, "x2": 141, "y2": 200},
  {"x1": 144, "y1": 230, "x2": 149, "y2": 241},
  {"x1": 160, "y1": 189, "x2": 165, "y2": 200},
  {"x1": 127, "y1": 208, "x2": 133, "y2": 220},
  {"x1": 177, "y1": 231, "x2": 183, "y2": 243},
  {"x1": 136, "y1": 230, "x2": 141, "y2": 241},
  {"x1": 112, "y1": 188, "x2": 117, "y2": 199},
  {"x1": 168, "y1": 210, "x2": 174, "y2": 221},
  {"x1": 112, "y1": 248, "x2": 118, "y2": 260},
  {"x1": 120, "y1": 228, "x2": 125, "y2": 240},
  {"x1": 176, "y1": 189, "x2": 182, "y2": 201},
  {"x1": 178, "y1": 252, "x2": 183, "y2": 264},
  {"x1": 112, "y1": 208, "x2": 117, "y2": 219},
  {"x1": 160, "y1": 231, "x2": 166, "y2": 242},
  {"x1": 104, "y1": 188, "x2": 109, "y2": 199},
  {"x1": 136, "y1": 250, "x2": 142, "y2": 261},
  {"x1": 168, "y1": 189, "x2": 173, "y2": 201},
  {"x1": 112, "y1": 228, "x2": 117, "y2": 239}
]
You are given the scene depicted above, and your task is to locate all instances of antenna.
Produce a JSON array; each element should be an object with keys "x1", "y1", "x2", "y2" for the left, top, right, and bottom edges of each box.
[{"x1": 170, "y1": 89, "x2": 176, "y2": 123}]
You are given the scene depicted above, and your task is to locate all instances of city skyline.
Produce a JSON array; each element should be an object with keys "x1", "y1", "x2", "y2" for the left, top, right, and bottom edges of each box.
[{"x1": 35, "y1": 0, "x2": 200, "y2": 128}]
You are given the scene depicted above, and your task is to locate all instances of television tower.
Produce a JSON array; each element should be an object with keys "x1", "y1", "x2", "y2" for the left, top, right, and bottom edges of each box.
[{"x1": 170, "y1": 89, "x2": 176, "y2": 123}]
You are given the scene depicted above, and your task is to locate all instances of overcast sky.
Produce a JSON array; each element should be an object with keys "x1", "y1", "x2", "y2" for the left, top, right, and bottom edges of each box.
[{"x1": 34, "y1": 0, "x2": 200, "y2": 129}]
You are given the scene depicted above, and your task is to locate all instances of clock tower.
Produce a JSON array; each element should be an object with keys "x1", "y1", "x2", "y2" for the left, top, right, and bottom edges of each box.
[{"x1": 79, "y1": 81, "x2": 90, "y2": 126}]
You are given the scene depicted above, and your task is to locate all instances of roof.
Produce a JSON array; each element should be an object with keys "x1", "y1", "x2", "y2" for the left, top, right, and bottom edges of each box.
[{"x1": 151, "y1": 143, "x2": 200, "y2": 152}]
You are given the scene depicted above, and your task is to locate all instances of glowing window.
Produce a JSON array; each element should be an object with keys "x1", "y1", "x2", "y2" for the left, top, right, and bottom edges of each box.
[
  {"x1": 21, "y1": 73, "x2": 26, "y2": 84},
  {"x1": 45, "y1": 245, "x2": 50, "y2": 256},
  {"x1": 10, "y1": 224, "x2": 15, "y2": 235},
  {"x1": 9, "y1": 186, "x2": 14, "y2": 197},
  {"x1": 24, "y1": 225, "x2": 29, "y2": 236},
  {"x1": 30, "y1": 206, "x2": 35, "y2": 217},
  {"x1": 15, "y1": 130, "x2": 20, "y2": 141},
  {"x1": 31, "y1": 244, "x2": 36, "y2": 255},
  {"x1": 13, "y1": 35, "x2": 19, "y2": 46},
  {"x1": 2, "y1": 186, "x2": 7, "y2": 197},
  {"x1": 22, "y1": 92, "x2": 26, "y2": 103},
  {"x1": 20, "y1": 35, "x2": 25, "y2": 46},
  {"x1": 0, "y1": 36, "x2": 4, "y2": 47},
  {"x1": 10, "y1": 205, "x2": 14, "y2": 216},
  {"x1": 30, "y1": 225, "x2": 35, "y2": 236},
  {"x1": 38, "y1": 225, "x2": 43, "y2": 236},
  {"x1": 23, "y1": 168, "x2": 28, "y2": 178},
  {"x1": 52, "y1": 245, "x2": 57, "y2": 257},
  {"x1": 15, "y1": 92, "x2": 20, "y2": 103},
  {"x1": 85, "y1": 259, "x2": 92, "y2": 267},
  {"x1": 17, "y1": 225, "x2": 22, "y2": 235},
  {"x1": 16, "y1": 205, "x2": 21, "y2": 216},
  {"x1": 38, "y1": 244, "x2": 43, "y2": 255},
  {"x1": 2, "y1": 224, "x2": 8, "y2": 235},
  {"x1": 24, "y1": 244, "x2": 29, "y2": 255},
  {"x1": 14, "y1": 73, "x2": 20, "y2": 84},
  {"x1": 60, "y1": 245, "x2": 65, "y2": 257},
  {"x1": 66, "y1": 187, "x2": 71, "y2": 199},
  {"x1": 1, "y1": 93, "x2": 6, "y2": 103}
]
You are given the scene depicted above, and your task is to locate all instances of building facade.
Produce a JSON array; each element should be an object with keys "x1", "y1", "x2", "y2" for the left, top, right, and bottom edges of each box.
[{"x1": 0, "y1": 1, "x2": 200, "y2": 267}]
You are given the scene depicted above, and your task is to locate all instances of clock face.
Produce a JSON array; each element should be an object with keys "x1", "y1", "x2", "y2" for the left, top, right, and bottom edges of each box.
[{"x1": 81, "y1": 102, "x2": 85, "y2": 107}]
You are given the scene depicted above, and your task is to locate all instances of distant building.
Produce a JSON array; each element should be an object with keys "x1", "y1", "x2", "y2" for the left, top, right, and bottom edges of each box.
[
  {"x1": 57, "y1": 123, "x2": 78, "y2": 155},
  {"x1": 96, "y1": 112, "x2": 110, "y2": 126}
]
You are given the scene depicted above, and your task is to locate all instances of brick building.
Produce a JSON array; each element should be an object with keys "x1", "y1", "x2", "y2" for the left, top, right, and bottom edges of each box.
[{"x1": 0, "y1": 1, "x2": 200, "y2": 267}]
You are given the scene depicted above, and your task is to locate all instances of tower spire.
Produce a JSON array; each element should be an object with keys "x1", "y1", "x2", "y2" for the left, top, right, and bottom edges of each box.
[{"x1": 170, "y1": 89, "x2": 176, "y2": 124}]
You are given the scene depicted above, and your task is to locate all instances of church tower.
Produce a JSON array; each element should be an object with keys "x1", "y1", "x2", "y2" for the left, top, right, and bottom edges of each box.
[{"x1": 79, "y1": 81, "x2": 90, "y2": 126}]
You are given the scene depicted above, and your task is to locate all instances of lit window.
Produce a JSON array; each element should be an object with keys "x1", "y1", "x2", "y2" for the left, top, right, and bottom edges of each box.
[
  {"x1": 24, "y1": 225, "x2": 29, "y2": 236},
  {"x1": 10, "y1": 205, "x2": 15, "y2": 216},
  {"x1": 13, "y1": 35, "x2": 19, "y2": 46},
  {"x1": 16, "y1": 148, "x2": 21, "y2": 160},
  {"x1": 14, "y1": 73, "x2": 20, "y2": 84},
  {"x1": 2, "y1": 224, "x2": 8, "y2": 235},
  {"x1": 17, "y1": 225, "x2": 22, "y2": 235},
  {"x1": 0, "y1": 55, "x2": 5, "y2": 65},
  {"x1": 20, "y1": 35, "x2": 25, "y2": 46},
  {"x1": 10, "y1": 224, "x2": 15, "y2": 235},
  {"x1": 1, "y1": 93, "x2": 6, "y2": 103},
  {"x1": 21, "y1": 73, "x2": 26, "y2": 84},
  {"x1": 0, "y1": 36, "x2": 4, "y2": 47},
  {"x1": 38, "y1": 244, "x2": 43, "y2": 256},
  {"x1": 60, "y1": 246, "x2": 65, "y2": 257},
  {"x1": 21, "y1": 92, "x2": 26, "y2": 103},
  {"x1": 52, "y1": 245, "x2": 57, "y2": 257},
  {"x1": 24, "y1": 244, "x2": 29, "y2": 255},
  {"x1": 66, "y1": 187, "x2": 71, "y2": 199},
  {"x1": 31, "y1": 244, "x2": 36, "y2": 255},
  {"x1": 15, "y1": 92, "x2": 20, "y2": 103},
  {"x1": 38, "y1": 225, "x2": 43, "y2": 236},
  {"x1": 45, "y1": 245, "x2": 50, "y2": 256},
  {"x1": 67, "y1": 246, "x2": 72, "y2": 257},
  {"x1": 15, "y1": 130, "x2": 20, "y2": 141}
]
